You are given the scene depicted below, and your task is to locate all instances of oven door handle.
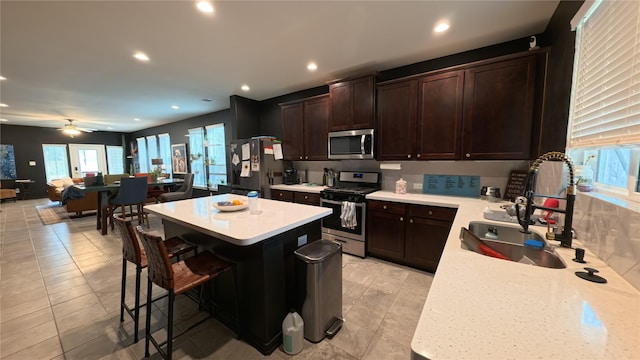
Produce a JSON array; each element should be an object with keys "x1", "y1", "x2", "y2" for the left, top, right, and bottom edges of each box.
[{"x1": 321, "y1": 199, "x2": 365, "y2": 207}]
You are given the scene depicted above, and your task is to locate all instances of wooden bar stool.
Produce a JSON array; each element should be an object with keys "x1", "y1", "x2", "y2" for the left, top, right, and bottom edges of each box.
[
  {"x1": 113, "y1": 215, "x2": 196, "y2": 343},
  {"x1": 137, "y1": 228, "x2": 241, "y2": 360}
]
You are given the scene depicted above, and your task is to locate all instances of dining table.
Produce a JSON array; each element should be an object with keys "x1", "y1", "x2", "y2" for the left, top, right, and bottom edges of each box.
[{"x1": 74, "y1": 177, "x2": 184, "y2": 235}]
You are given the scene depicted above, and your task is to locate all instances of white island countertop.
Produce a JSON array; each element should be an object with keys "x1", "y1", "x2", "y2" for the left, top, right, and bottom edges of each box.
[
  {"x1": 144, "y1": 194, "x2": 331, "y2": 246},
  {"x1": 366, "y1": 191, "x2": 640, "y2": 360}
]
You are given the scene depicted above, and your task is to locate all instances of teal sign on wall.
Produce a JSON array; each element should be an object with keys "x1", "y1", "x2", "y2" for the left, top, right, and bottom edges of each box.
[{"x1": 423, "y1": 175, "x2": 480, "y2": 198}]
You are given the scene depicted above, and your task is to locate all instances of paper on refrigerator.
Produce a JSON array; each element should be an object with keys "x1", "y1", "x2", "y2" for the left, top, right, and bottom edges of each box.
[
  {"x1": 242, "y1": 143, "x2": 250, "y2": 160},
  {"x1": 273, "y1": 143, "x2": 283, "y2": 160},
  {"x1": 240, "y1": 161, "x2": 251, "y2": 177}
]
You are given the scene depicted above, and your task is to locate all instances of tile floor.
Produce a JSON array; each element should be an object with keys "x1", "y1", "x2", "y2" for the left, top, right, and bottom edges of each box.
[{"x1": 0, "y1": 199, "x2": 434, "y2": 360}]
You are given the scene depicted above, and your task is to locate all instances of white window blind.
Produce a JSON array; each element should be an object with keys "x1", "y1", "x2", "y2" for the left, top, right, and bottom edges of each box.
[
  {"x1": 106, "y1": 145, "x2": 124, "y2": 174},
  {"x1": 568, "y1": 0, "x2": 640, "y2": 148},
  {"x1": 188, "y1": 127, "x2": 206, "y2": 188},
  {"x1": 158, "y1": 133, "x2": 172, "y2": 175},
  {"x1": 136, "y1": 137, "x2": 148, "y2": 173}
]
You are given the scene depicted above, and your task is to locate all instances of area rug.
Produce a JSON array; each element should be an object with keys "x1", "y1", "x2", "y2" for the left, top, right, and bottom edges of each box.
[{"x1": 35, "y1": 203, "x2": 95, "y2": 225}]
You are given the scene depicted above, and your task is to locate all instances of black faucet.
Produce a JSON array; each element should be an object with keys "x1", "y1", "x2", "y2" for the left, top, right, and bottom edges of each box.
[{"x1": 515, "y1": 152, "x2": 576, "y2": 248}]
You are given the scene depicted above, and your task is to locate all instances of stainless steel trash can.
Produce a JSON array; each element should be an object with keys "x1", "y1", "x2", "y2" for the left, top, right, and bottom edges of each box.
[{"x1": 295, "y1": 239, "x2": 343, "y2": 342}]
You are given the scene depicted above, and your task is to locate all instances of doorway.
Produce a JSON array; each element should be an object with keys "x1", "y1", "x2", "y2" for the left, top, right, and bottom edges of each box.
[{"x1": 68, "y1": 144, "x2": 107, "y2": 178}]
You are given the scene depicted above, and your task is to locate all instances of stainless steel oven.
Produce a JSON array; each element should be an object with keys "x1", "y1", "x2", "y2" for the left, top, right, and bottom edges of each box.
[{"x1": 320, "y1": 171, "x2": 380, "y2": 258}]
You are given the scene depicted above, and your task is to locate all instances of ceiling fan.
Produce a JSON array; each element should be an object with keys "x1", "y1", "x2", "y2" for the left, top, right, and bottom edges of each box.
[{"x1": 58, "y1": 119, "x2": 94, "y2": 137}]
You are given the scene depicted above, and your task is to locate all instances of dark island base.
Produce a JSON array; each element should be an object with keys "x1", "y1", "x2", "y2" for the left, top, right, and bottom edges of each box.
[{"x1": 163, "y1": 219, "x2": 322, "y2": 355}]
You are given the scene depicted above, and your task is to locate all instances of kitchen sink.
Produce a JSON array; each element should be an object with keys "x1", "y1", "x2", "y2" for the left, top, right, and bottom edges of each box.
[
  {"x1": 468, "y1": 221, "x2": 546, "y2": 244},
  {"x1": 462, "y1": 221, "x2": 566, "y2": 269}
]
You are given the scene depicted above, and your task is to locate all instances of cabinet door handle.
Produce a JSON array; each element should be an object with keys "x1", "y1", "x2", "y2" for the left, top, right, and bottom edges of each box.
[
  {"x1": 304, "y1": 195, "x2": 308, "y2": 200},
  {"x1": 279, "y1": 193, "x2": 283, "y2": 197},
  {"x1": 400, "y1": 217, "x2": 404, "y2": 222},
  {"x1": 383, "y1": 205, "x2": 387, "y2": 210},
  {"x1": 407, "y1": 154, "x2": 412, "y2": 159},
  {"x1": 465, "y1": 153, "x2": 471, "y2": 158},
  {"x1": 410, "y1": 219, "x2": 414, "y2": 223},
  {"x1": 305, "y1": 156, "x2": 308, "y2": 160},
  {"x1": 428, "y1": 210, "x2": 433, "y2": 215},
  {"x1": 417, "y1": 154, "x2": 421, "y2": 158}
]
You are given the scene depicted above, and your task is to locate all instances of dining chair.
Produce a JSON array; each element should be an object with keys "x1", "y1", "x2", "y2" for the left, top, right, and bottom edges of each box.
[
  {"x1": 159, "y1": 173, "x2": 194, "y2": 203},
  {"x1": 135, "y1": 173, "x2": 164, "y2": 203},
  {"x1": 113, "y1": 215, "x2": 197, "y2": 343},
  {"x1": 109, "y1": 176, "x2": 149, "y2": 230},
  {"x1": 137, "y1": 227, "x2": 241, "y2": 360}
]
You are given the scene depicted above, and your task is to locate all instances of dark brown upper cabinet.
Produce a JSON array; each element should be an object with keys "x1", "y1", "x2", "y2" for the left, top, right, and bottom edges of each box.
[
  {"x1": 377, "y1": 79, "x2": 417, "y2": 160},
  {"x1": 328, "y1": 74, "x2": 375, "y2": 131},
  {"x1": 281, "y1": 95, "x2": 329, "y2": 161},
  {"x1": 462, "y1": 55, "x2": 538, "y2": 160},
  {"x1": 377, "y1": 50, "x2": 544, "y2": 161},
  {"x1": 417, "y1": 70, "x2": 464, "y2": 160},
  {"x1": 377, "y1": 70, "x2": 463, "y2": 161}
]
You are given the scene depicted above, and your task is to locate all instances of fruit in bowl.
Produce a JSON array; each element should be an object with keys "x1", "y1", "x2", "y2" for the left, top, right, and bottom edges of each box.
[{"x1": 217, "y1": 200, "x2": 244, "y2": 206}]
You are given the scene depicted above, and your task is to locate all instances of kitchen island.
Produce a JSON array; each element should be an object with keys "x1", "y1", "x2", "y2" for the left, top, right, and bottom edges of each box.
[
  {"x1": 144, "y1": 194, "x2": 331, "y2": 355},
  {"x1": 366, "y1": 191, "x2": 640, "y2": 360}
]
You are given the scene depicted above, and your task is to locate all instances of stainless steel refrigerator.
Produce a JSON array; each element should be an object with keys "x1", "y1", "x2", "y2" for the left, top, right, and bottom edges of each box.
[{"x1": 228, "y1": 138, "x2": 285, "y2": 198}]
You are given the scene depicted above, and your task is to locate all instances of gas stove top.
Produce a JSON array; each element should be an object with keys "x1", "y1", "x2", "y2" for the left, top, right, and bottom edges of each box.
[{"x1": 320, "y1": 171, "x2": 380, "y2": 201}]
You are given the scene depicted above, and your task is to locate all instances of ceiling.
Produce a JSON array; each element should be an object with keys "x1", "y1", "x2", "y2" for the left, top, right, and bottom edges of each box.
[{"x1": 0, "y1": 0, "x2": 559, "y2": 133}]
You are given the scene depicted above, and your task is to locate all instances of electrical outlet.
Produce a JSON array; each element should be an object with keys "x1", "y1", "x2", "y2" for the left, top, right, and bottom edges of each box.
[{"x1": 413, "y1": 183, "x2": 423, "y2": 190}]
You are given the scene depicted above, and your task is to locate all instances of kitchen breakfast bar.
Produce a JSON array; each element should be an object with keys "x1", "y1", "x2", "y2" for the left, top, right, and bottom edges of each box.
[{"x1": 143, "y1": 194, "x2": 331, "y2": 354}]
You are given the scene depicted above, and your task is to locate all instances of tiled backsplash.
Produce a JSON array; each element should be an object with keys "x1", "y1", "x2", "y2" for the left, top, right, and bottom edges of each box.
[
  {"x1": 291, "y1": 160, "x2": 529, "y2": 193},
  {"x1": 536, "y1": 162, "x2": 640, "y2": 291}
]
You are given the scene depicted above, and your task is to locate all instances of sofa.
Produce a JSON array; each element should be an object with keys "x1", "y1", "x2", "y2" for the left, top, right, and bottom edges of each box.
[
  {"x1": 46, "y1": 177, "x2": 98, "y2": 215},
  {"x1": 0, "y1": 182, "x2": 17, "y2": 202}
]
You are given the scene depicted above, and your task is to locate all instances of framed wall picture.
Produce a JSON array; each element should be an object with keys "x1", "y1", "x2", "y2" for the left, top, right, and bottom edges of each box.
[
  {"x1": 171, "y1": 144, "x2": 188, "y2": 174},
  {"x1": 0, "y1": 144, "x2": 17, "y2": 180}
]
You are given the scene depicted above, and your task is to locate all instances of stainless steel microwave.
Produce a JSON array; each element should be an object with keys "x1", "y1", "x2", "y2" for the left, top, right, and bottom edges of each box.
[{"x1": 328, "y1": 129, "x2": 374, "y2": 159}]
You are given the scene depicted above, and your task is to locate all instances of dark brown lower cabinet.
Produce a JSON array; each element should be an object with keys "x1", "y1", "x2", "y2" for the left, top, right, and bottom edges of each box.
[
  {"x1": 271, "y1": 189, "x2": 320, "y2": 206},
  {"x1": 367, "y1": 200, "x2": 456, "y2": 272},
  {"x1": 368, "y1": 209, "x2": 406, "y2": 261},
  {"x1": 404, "y1": 217, "x2": 453, "y2": 271}
]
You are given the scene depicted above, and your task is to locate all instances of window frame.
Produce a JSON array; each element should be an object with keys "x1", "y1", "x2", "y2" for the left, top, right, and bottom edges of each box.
[
  {"x1": 567, "y1": 0, "x2": 640, "y2": 204},
  {"x1": 42, "y1": 144, "x2": 70, "y2": 182}
]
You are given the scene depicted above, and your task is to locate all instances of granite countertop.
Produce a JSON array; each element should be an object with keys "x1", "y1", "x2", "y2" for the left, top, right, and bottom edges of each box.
[
  {"x1": 366, "y1": 191, "x2": 640, "y2": 360},
  {"x1": 144, "y1": 194, "x2": 331, "y2": 246},
  {"x1": 270, "y1": 184, "x2": 327, "y2": 193}
]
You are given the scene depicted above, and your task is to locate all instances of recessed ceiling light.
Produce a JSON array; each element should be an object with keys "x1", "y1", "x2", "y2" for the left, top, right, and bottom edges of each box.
[
  {"x1": 133, "y1": 51, "x2": 150, "y2": 62},
  {"x1": 434, "y1": 22, "x2": 450, "y2": 33},
  {"x1": 196, "y1": 0, "x2": 214, "y2": 13},
  {"x1": 107, "y1": 127, "x2": 113, "y2": 130},
  {"x1": 0, "y1": 103, "x2": 7, "y2": 107},
  {"x1": 0, "y1": 76, "x2": 6, "y2": 80},
  {"x1": 171, "y1": 105, "x2": 180, "y2": 109},
  {"x1": 241, "y1": 85, "x2": 250, "y2": 92},
  {"x1": 134, "y1": 118, "x2": 141, "y2": 121},
  {"x1": 0, "y1": 119, "x2": 7, "y2": 122},
  {"x1": 307, "y1": 62, "x2": 318, "y2": 71}
]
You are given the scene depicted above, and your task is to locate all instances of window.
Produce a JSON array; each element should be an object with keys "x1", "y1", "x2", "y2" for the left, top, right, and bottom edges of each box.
[
  {"x1": 42, "y1": 144, "x2": 69, "y2": 181},
  {"x1": 106, "y1": 145, "x2": 124, "y2": 174},
  {"x1": 188, "y1": 127, "x2": 206, "y2": 188},
  {"x1": 205, "y1": 124, "x2": 227, "y2": 189},
  {"x1": 567, "y1": 0, "x2": 640, "y2": 201},
  {"x1": 146, "y1": 135, "x2": 158, "y2": 170},
  {"x1": 136, "y1": 137, "x2": 148, "y2": 173},
  {"x1": 158, "y1": 133, "x2": 172, "y2": 175}
]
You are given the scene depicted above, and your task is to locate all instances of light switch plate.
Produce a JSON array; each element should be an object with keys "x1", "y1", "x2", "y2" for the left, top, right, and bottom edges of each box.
[{"x1": 413, "y1": 183, "x2": 423, "y2": 190}]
